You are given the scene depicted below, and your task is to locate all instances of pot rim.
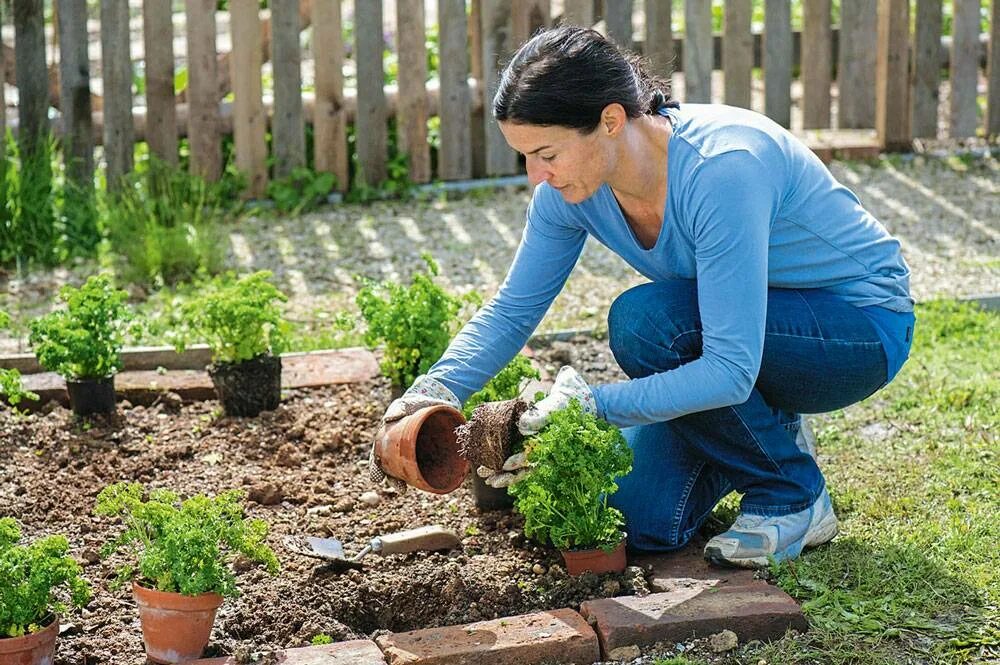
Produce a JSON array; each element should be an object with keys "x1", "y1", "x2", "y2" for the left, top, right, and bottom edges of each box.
[
  {"x1": 0, "y1": 613, "x2": 59, "y2": 652},
  {"x1": 132, "y1": 581, "x2": 224, "y2": 611},
  {"x1": 561, "y1": 531, "x2": 627, "y2": 554}
]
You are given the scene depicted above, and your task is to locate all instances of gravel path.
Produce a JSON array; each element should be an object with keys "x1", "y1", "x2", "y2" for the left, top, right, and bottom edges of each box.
[{"x1": 0, "y1": 150, "x2": 997, "y2": 354}]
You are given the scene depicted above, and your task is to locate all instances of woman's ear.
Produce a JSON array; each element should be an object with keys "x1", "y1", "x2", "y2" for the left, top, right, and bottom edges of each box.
[{"x1": 600, "y1": 103, "x2": 627, "y2": 136}]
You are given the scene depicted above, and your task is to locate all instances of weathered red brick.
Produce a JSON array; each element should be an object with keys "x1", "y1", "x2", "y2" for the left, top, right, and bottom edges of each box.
[
  {"x1": 375, "y1": 608, "x2": 599, "y2": 665},
  {"x1": 191, "y1": 639, "x2": 386, "y2": 664}
]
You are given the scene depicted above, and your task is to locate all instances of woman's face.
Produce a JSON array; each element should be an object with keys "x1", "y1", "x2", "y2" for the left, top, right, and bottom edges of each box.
[{"x1": 499, "y1": 121, "x2": 610, "y2": 204}]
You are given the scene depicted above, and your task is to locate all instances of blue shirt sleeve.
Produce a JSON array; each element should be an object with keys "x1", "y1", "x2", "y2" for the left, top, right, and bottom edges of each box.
[
  {"x1": 592, "y1": 150, "x2": 777, "y2": 427},
  {"x1": 427, "y1": 186, "x2": 587, "y2": 402}
]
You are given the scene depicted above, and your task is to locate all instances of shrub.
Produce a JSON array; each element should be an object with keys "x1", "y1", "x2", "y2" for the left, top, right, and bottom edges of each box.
[
  {"x1": 28, "y1": 275, "x2": 134, "y2": 380},
  {"x1": 462, "y1": 354, "x2": 540, "y2": 418},
  {"x1": 176, "y1": 271, "x2": 290, "y2": 365},
  {"x1": 0, "y1": 518, "x2": 90, "y2": 637},
  {"x1": 357, "y1": 254, "x2": 479, "y2": 388},
  {"x1": 94, "y1": 482, "x2": 279, "y2": 597},
  {"x1": 509, "y1": 400, "x2": 633, "y2": 551},
  {"x1": 0, "y1": 312, "x2": 38, "y2": 409},
  {"x1": 266, "y1": 167, "x2": 335, "y2": 216}
]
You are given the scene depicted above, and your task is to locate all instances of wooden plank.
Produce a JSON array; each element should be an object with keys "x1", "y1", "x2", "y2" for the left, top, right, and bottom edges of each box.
[
  {"x1": 604, "y1": 0, "x2": 632, "y2": 49},
  {"x1": 875, "y1": 0, "x2": 910, "y2": 150},
  {"x1": 683, "y1": 0, "x2": 712, "y2": 102},
  {"x1": 99, "y1": 0, "x2": 134, "y2": 187},
  {"x1": 13, "y1": 0, "x2": 48, "y2": 162},
  {"x1": 837, "y1": 0, "x2": 876, "y2": 128},
  {"x1": 312, "y1": 0, "x2": 349, "y2": 191},
  {"x1": 469, "y1": 0, "x2": 487, "y2": 177},
  {"x1": 0, "y1": 25, "x2": 4, "y2": 138},
  {"x1": 764, "y1": 0, "x2": 792, "y2": 127},
  {"x1": 57, "y1": 0, "x2": 94, "y2": 184},
  {"x1": 801, "y1": 0, "x2": 832, "y2": 128},
  {"x1": 185, "y1": 0, "x2": 221, "y2": 180},
  {"x1": 481, "y1": 0, "x2": 518, "y2": 175},
  {"x1": 512, "y1": 0, "x2": 551, "y2": 46},
  {"x1": 230, "y1": 0, "x2": 268, "y2": 198},
  {"x1": 949, "y1": 0, "x2": 980, "y2": 138},
  {"x1": 723, "y1": 0, "x2": 752, "y2": 109},
  {"x1": 272, "y1": 0, "x2": 306, "y2": 178},
  {"x1": 911, "y1": 0, "x2": 942, "y2": 138},
  {"x1": 561, "y1": 0, "x2": 594, "y2": 26},
  {"x1": 143, "y1": 0, "x2": 178, "y2": 165},
  {"x1": 988, "y1": 0, "x2": 1000, "y2": 137},
  {"x1": 397, "y1": 0, "x2": 431, "y2": 183},
  {"x1": 438, "y1": 0, "x2": 473, "y2": 180},
  {"x1": 355, "y1": 0, "x2": 388, "y2": 186},
  {"x1": 645, "y1": 0, "x2": 673, "y2": 81}
]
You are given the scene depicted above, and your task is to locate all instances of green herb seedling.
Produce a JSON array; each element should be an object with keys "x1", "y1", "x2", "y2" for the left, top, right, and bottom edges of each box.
[
  {"x1": 463, "y1": 353, "x2": 540, "y2": 418},
  {"x1": 0, "y1": 312, "x2": 38, "y2": 410}
]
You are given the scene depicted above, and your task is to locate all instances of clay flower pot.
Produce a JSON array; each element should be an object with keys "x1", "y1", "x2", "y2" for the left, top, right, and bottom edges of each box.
[
  {"x1": 0, "y1": 615, "x2": 58, "y2": 665},
  {"x1": 374, "y1": 404, "x2": 469, "y2": 494},
  {"x1": 132, "y1": 582, "x2": 223, "y2": 664},
  {"x1": 560, "y1": 535, "x2": 627, "y2": 576},
  {"x1": 207, "y1": 354, "x2": 282, "y2": 417},
  {"x1": 66, "y1": 376, "x2": 116, "y2": 416}
]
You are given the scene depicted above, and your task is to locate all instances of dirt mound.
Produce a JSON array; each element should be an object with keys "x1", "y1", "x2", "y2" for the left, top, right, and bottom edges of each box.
[{"x1": 456, "y1": 399, "x2": 530, "y2": 470}]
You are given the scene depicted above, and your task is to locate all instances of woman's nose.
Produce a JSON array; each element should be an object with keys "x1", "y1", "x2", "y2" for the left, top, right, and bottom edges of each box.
[{"x1": 526, "y1": 157, "x2": 551, "y2": 187}]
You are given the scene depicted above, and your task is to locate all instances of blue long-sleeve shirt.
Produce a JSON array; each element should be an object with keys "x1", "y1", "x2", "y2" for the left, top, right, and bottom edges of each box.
[{"x1": 428, "y1": 104, "x2": 914, "y2": 428}]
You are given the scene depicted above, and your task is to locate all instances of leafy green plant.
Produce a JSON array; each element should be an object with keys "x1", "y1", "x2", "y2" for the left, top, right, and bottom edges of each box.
[
  {"x1": 266, "y1": 166, "x2": 335, "y2": 215},
  {"x1": 509, "y1": 400, "x2": 633, "y2": 551},
  {"x1": 176, "y1": 271, "x2": 290, "y2": 364},
  {"x1": 94, "y1": 482, "x2": 279, "y2": 597},
  {"x1": 311, "y1": 633, "x2": 333, "y2": 645},
  {"x1": 357, "y1": 254, "x2": 479, "y2": 388},
  {"x1": 463, "y1": 354, "x2": 540, "y2": 418},
  {"x1": 0, "y1": 312, "x2": 38, "y2": 409},
  {"x1": 0, "y1": 517, "x2": 90, "y2": 638},
  {"x1": 28, "y1": 275, "x2": 134, "y2": 380},
  {"x1": 0, "y1": 129, "x2": 60, "y2": 270}
]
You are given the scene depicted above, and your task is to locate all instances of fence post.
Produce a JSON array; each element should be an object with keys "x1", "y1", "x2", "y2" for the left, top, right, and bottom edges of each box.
[
  {"x1": 312, "y1": 0, "x2": 349, "y2": 191},
  {"x1": 481, "y1": 0, "x2": 518, "y2": 175},
  {"x1": 764, "y1": 0, "x2": 792, "y2": 128},
  {"x1": 0, "y1": 18, "x2": 4, "y2": 139},
  {"x1": 683, "y1": 0, "x2": 712, "y2": 103},
  {"x1": 13, "y1": 0, "x2": 47, "y2": 159},
  {"x1": 272, "y1": 0, "x2": 306, "y2": 178},
  {"x1": 230, "y1": 0, "x2": 268, "y2": 198},
  {"x1": 723, "y1": 0, "x2": 752, "y2": 109},
  {"x1": 355, "y1": 0, "x2": 388, "y2": 187},
  {"x1": 512, "y1": 0, "x2": 550, "y2": 45},
  {"x1": 100, "y1": 0, "x2": 134, "y2": 188},
  {"x1": 645, "y1": 0, "x2": 673, "y2": 82},
  {"x1": 397, "y1": 0, "x2": 431, "y2": 183},
  {"x1": 949, "y1": 0, "x2": 979, "y2": 139},
  {"x1": 438, "y1": 0, "x2": 473, "y2": 180},
  {"x1": 987, "y1": 0, "x2": 1000, "y2": 137},
  {"x1": 838, "y1": 0, "x2": 877, "y2": 129},
  {"x1": 469, "y1": 0, "x2": 487, "y2": 177},
  {"x1": 144, "y1": 0, "x2": 178, "y2": 165},
  {"x1": 911, "y1": 0, "x2": 941, "y2": 138},
  {"x1": 562, "y1": 0, "x2": 593, "y2": 26},
  {"x1": 58, "y1": 0, "x2": 93, "y2": 184},
  {"x1": 801, "y1": 0, "x2": 832, "y2": 128},
  {"x1": 875, "y1": 0, "x2": 910, "y2": 151},
  {"x1": 186, "y1": 0, "x2": 221, "y2": 180},
  {"x1": 604, "y1": 1, "x2": 633, "y2": 49}
]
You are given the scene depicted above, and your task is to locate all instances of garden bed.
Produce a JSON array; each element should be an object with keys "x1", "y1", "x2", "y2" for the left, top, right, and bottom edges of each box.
[{"x1": 0, "y1": 335, "x2": 649, "y2": 663}]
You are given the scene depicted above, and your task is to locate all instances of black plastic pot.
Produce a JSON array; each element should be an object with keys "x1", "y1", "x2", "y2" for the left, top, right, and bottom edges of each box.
[
  {"x1": 66, "y1": 376, "x2": 116, "y2": 416},
  {"x1": 207, "y1": 354, "x2": 282, "y2": 417},
  {"x1": 470, "y1": 473, "x2": 515, "y2": 511}
]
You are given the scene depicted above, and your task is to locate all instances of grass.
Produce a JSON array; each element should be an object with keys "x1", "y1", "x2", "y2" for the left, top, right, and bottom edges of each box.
[{"x1": 741, "y1": 300, "x2": 999, "y2": 664}]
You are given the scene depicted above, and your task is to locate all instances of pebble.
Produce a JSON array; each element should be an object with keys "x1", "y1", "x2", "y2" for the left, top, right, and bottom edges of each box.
[
  {"x1": 333, "y1": 497, "x2": 356, "y2": 513},
  {"x1": 306, "y1": 504, "x2": 332, "y2": 516},
  {"x1": 532, "y1": 563, "x2": 546, "y2": 575},
  {"x1": 358, "y1": 491, "x2": 381, "y2": 506},
  {"x1": 709, "y1": 629, "x2": 739, "y2": 653},
  {"x1": 608, "y1": 644, "x2": 641, "y2": 661}
]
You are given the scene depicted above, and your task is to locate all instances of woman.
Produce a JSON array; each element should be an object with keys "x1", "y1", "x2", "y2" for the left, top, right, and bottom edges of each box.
[{"x1": 371, "y1": 26, "x2": 915, "y2": 568}]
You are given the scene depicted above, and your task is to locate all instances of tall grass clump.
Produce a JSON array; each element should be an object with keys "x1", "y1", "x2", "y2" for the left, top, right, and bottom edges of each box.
[{"x1": 0, "y1": 130, "x2": 59, "y2": 270}]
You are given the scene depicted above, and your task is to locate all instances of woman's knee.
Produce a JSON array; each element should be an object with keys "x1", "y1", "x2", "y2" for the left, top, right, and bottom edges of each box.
[{"x1": 608, "y1": 281, "x2": 701, "y2": 378}]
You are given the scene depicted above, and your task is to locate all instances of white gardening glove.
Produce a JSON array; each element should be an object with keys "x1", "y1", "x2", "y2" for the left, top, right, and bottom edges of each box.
[
  {"x1": 369, "y1": 375, "x2": 461, "y2": 491},
  {"x1": 479, "y1": 366, "x2": 597, "y2": 488}
]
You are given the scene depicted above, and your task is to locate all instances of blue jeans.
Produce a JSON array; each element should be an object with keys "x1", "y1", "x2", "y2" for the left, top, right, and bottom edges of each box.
[{"x1": 606, "y1": 280, "x2": 892, "y2": 552}]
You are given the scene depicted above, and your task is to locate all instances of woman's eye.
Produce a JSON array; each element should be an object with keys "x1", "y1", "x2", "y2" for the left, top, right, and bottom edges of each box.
[{"x1": 541, "y1": 154, "x2": 556, "y2": 162}]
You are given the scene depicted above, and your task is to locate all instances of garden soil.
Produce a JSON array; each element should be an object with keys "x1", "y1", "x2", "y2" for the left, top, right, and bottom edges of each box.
[{"x1": 0, "y1": 334, "x2": 694, "y2": 665}]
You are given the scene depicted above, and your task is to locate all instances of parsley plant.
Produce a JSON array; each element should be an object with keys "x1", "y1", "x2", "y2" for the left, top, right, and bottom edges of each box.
[{"x1": 462, "y1": 353, "x2": 540, "y2": 418}]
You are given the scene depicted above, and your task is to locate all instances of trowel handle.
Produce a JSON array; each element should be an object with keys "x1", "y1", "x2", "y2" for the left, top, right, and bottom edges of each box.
[{"x1": 371, "y1": 525, "x2": 461, "y2": 556}]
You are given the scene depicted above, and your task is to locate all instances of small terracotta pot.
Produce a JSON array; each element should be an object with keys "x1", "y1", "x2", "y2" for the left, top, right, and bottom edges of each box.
[
  {"x1": 374, "y1": 404, "x2": 468, "y2": 493},
  {"x1": 561, "y1": 536, "x2": 627, "y2": 576},
  {"x1": 207, "y1": 354, "x2": 282, "y2": 417},
  {"x1": 132, "y1": 582, "x2": 223, "y2": 664},
  {"x1": 0, "y1": 615, "x2": 58, "y2": 665},
  {"x1": 66, "y1": 376, "x2": 116, "y2": 416}
]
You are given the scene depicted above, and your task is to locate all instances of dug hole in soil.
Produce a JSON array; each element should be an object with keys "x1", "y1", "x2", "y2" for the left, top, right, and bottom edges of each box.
[{"x1": 0, "y1": 334, "x2": 653, "y2": 664}]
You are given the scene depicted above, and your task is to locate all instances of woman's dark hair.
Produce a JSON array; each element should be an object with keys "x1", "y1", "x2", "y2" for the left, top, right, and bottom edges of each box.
[{"x1": 493, "y1": 26, "x2": 675, "y2": 132}]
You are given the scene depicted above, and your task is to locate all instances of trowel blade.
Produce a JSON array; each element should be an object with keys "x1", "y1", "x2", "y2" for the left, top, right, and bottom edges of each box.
[{"x1": 306, "y1": 536, "x2": 347, "y2": 560}]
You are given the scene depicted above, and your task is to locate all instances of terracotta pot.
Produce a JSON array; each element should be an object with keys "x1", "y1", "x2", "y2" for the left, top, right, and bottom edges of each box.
[
  {"x1": 374, "y1": 404, "x2": 468, "y2": 494},
  {"x1": 0, "y1": 616, "x2": 58, "y2": 665},
  {"x1": 207, "y1": 354, "x2": 281, "y2": 417},
  {"x1": 560, "y1": 536, "x2": 627, "y2": 576},
  {"x1": 66, "y1": 376, "x2": 116, "y2": 416},
  {"x1": 132, "y1": 582, "x2": 223, "y2": 664}
]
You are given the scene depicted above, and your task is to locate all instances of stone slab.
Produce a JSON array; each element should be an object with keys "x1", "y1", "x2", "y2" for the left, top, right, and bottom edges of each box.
[
  {"x1": 192, "y1": 640, "x2": 386, "y2": 664},
  {"x1": 375, "y1": 608, "x2": 599, "y2": 665}
]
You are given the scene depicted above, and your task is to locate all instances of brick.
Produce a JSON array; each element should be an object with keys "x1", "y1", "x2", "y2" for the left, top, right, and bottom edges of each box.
[
  {"x1": 375, "y1": 608, "x2": 599, "y2": 665},
  {"x1": 580, "y1": 585, "x2": 807, "y2": 656},
  {"x1": 631, "y1": 544, "x2": 759, "y2": 593},
  {"x1": 191, "y1": 640, "x2": 386, "y2": 664}
]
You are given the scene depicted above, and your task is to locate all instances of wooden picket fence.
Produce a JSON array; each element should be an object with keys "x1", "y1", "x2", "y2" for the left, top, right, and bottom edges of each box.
[{"x1": 2, "y1": 0, "x2": 998, "y2": 199}]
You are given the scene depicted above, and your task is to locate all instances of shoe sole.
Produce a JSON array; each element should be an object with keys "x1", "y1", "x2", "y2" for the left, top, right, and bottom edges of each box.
[{"x1": 704, "y1": 510, "x2": 840, "y2": 569}]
